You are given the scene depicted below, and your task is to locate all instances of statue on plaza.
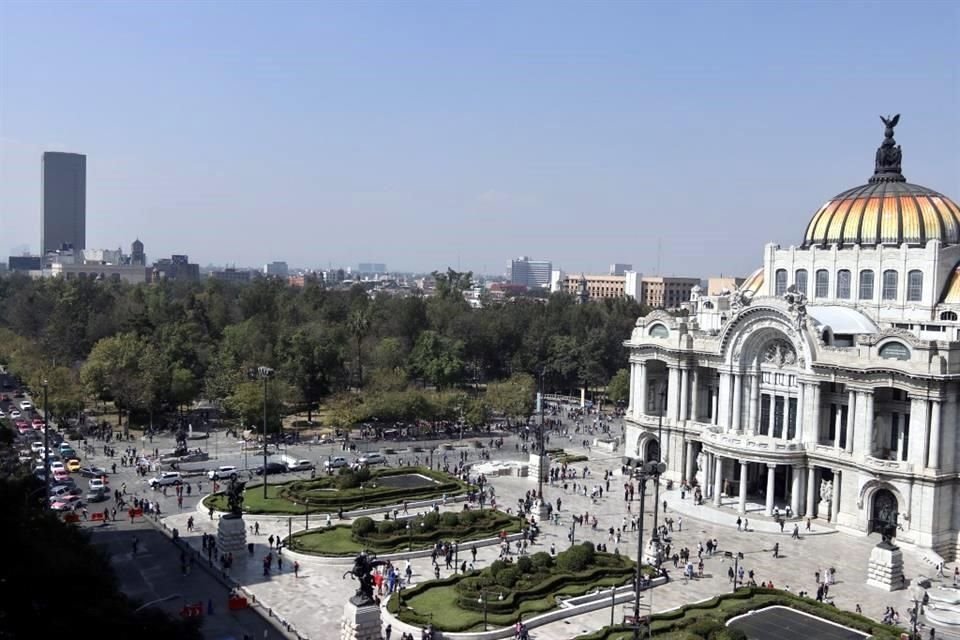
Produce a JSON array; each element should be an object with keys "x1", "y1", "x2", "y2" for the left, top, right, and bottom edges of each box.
[
  {"x1": 226, "y1": 477, "x2": 246, "y2": 516},
  {"x1": 819, "y1": 479, "x2": 833, "y2": 504},
  {"x1": 343, "y1": 552, "x2": 387, "y2": 606}
]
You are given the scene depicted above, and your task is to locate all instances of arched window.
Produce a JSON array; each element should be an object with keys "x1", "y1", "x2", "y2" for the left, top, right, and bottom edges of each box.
[
  {"x1": 882, "y1": 270, "x2": 898, "y2": 301},
  {"x1": 836, "y1": 269, "x2": 851, "y2": 299},
  {"x1": 774, "y1": 269, "x2": 788, "y2": 296},
  {"x1": 649, "y1": 324, "x2": 669, "y2": 338},
  {"x1": 940, "y1": 311, "x2": 957, "y2": 321},
  {"x1": 795, "y1": 269, "x2": 808, "y2": 296},
  {"x1": 815, "y1": 269, "x2": 829, "y2": 298},
  {"x1": 879, "y1": 342, "x2": 910, "y2": 360},
  {"x1": 859, "y1": 270, "x2": 875, "y2": 300},
  {"x1": 907, "y1": 270, "x2": 923, "y2": 302}
]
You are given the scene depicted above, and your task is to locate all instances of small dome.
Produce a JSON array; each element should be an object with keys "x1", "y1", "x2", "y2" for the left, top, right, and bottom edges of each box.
[{"x1": 802, "y1": 115, "x2": 960, "y2": 247}]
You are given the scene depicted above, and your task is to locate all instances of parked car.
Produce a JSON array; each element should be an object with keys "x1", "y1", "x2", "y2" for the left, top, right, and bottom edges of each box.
[
  {"x1": 86, "y1": 488, "x2": 108, "y2": 502},
  {"x1": 207, "y1": 465, "x2": 238, "y2": 480},
  {"x1": 30, "y1": 442, "x2": 45, "y2": 454},
  {"x1": 10, "y1": 410, "x2": 21, "y2": 419},
  {"x1": 52, "y1": 469, "x2": 70, "y2": 482},
  {"x1": 51, "y1": 495, "x2": 83, "y2": 511},
  {"x1": 49, "y1": 461, "x2": 65, "y2": 473},
  {"x1": 32, "y1": 418, "x2": 45, "y2": 429},
  {"x1": 324, "y1": 456, "x2": 349, "y2": 470},
  {"x1": 148, "y1": 472, "x2": 182, "y2": 487},
  {"x1": 19, "y1": 400, "x2": 32, "y2": 411},
  {"x1": 357, "y1": 452, "x2": 387, "y2": 466},
  {"x1": 255, "y1": 462, "x2": 287, "y2": 476}
]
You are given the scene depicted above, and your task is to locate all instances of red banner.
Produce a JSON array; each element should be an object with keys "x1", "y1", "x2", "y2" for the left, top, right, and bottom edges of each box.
[{"x1": 91, "y1": 512, "x2": 105, "y2": 522}]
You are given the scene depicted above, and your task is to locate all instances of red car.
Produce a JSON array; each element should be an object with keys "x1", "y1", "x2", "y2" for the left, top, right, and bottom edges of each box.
[{"x1": 32, "y1": 418, "x2": 45, "y2": 429}]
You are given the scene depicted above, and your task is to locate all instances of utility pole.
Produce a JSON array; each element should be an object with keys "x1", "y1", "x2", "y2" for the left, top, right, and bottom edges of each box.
[
  {"x1": 634, "y1": 460, "x2": 665, "y2": 640},
  {"x1": 43, "y1": 380, "x2": 50, "y2": 505},
  {"x1": 251, "y1": 366, "x2": 275, "y2": 499},
  {"x1": 650, "y1": 387, "x2": 667, "y2": 566}
]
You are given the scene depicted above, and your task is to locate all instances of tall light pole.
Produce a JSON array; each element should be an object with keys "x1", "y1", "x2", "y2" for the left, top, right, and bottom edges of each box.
[
  {"x1": 251, "y1": 366, "x2": 275, "y2": 499},
  {"x1": 634, "y1": 460, "x2": 664, "y2": 640},
  {"x1": 537, "y1": 368, "x2": 546, "y2": 507},
  {"x1": 43, "y1": 379, "x2": 50, "y2": 504},
  {"x1": 650, "y1": 386, "x2": 667, "y2": 566}
]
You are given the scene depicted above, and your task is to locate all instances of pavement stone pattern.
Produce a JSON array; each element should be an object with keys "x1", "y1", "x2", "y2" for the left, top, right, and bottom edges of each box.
[{"x1": 73, "y1": 415, "x2": 959, "y2": 640}]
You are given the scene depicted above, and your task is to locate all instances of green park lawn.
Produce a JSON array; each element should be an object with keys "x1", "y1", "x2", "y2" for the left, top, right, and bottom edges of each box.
[
  {"x1": 202, "y1": 466, "x2": 470, "y2": 515},
  {"x1": 287, "y1": 510, "x2": 525, "y2": 556},
  {"x1": 392, "y1": 545, "x2": 639, "y2": 632}
]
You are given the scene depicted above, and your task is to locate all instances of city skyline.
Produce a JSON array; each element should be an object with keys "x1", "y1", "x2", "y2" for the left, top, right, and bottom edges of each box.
[{"x1": 1, "y1": 1, "x2": 957, "y2": 276}]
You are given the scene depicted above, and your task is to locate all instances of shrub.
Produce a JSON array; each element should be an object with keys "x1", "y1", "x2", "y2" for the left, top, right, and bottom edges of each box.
[
  {"x1": 460, "y1": 509, "x2": 481, "y2": 524},
  {"x1": 489, "y1": 560, "x2": 506, "y2": 577},
  {"x1": 530, "y1": 552, "x2": 553, "y2": 571},
  {"x1": 352, "y1": 516, "x2": 375, "y2": 537},
  {"x1": 516, "y1": 556, "x2": 533, "y2": 573},
  {"x1": 685, "y1": 619, "x2": 723, "y2": 637},
  {"x1": 421, "y1": 511, "x2": 440, "y2": 531},
  {"x1": 556, "y1": 542, "x2": 595, "y2": 572},
  {"x1": 377, "y1": 520, "x2": 398, "y2": 535},
  {"x1": 713, "y1": 629, "x2": 747, "y2": 640},
  {"x1": 441, "y1": 512, "x2": 459, "y2": 527},
  {"x1": 337, "y1": 466, "x2": 371, "y2": 489},
  {"x1": 496, "y1": 566, "x2": 521, "y2": 588}
]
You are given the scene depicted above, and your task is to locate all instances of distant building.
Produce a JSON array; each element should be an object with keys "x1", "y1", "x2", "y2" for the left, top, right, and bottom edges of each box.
[
  {"x1": 549, "y1": 269, "x2": 566, "y2": 293},
  {"x1": 8, "y1": 256, "x2": 42, "y2": 272},
  {"x1": 707, "y1": 276, "x2": 746, "y2": 296},
  {"x1": 357, "y1": 262, "x2": 387, "y2": 274},
  {"x1": 210, "y1": 267, "x2": 252, "y2": 283},
  {"x1": 47, "y1": 262, "x2": 147, "y2": 284},
  {"x1": 509, "y1": 256, "x2": 552, "y2": 289},
  {"x1": 641, "y1": 276, "x2": 700, "y2": 309},
  {"x1": 42, "y1": 152, "x2": 86, "y2": 255},
  {"x1": 131, "y1": 239, "x2": 146, "y2": 266},
  {"x1": 151, "y1": 254, "x2": 200, "y2": 282},
  {"x1": 264, "y1": 261, "x2": 289, "y2": 278},
  {"x1": 561, "y1": 273, "x2": 641, "y2": 300},
  {"x1": 610, "y1": 263, "x2": 633, "y2": 276}
]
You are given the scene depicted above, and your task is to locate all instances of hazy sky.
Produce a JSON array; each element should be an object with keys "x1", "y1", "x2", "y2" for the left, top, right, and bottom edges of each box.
[{"x1": 1, "y1": 1, "x2": 958, "y2": 277}]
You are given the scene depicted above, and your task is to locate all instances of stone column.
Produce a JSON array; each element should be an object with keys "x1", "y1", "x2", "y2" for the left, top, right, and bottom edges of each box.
[
  {"x1": 738, "y1": 460, "x2": 748, "y2": 515},
  {"x1": 711, "y1": 386, "x2": 719, "y2": 426},
  {"x1": 685, "y1": 441, "x2": 696, "y2": 483},
  {"x1": 713, "y1": 455, "x2": 723, "y2": 506},
  {"x1": 732, "y1": 374, "x2": 743, "y2": 433},
  {"x1": 768, "y1": 394, "x2": 776, "y2": 436},
  {"x1": 747, "y1": 374, "x2": 759, "y2": 435},
  {"x1": 845, "y1": 390, "x2": 856, "y2": 453},
  {"x1": 809, "y1": 384, "x2": 821, "y2": 445},
  {"x1": 790, "y1": 466, "x2": 801, "y2": 515},
  {"x1": 679, "y1": 368, "x2": 690, "y2": 421},
  {"x1": 718, "y1": 372, "x2": 731, "y2": 430},
  {"x1": 833, "y1": 403, "x2": 843, "y2": 449},
  {"x1": 863, "y1": 392, "x2": 875, "y2": 458},
  {"x1": 628, "y1": 363, "x2": 637, "y2": 417},
  {"x1": 689, "y1": 369, "x2": 700, "y2": 422},
  {"x1": 831, "y1": 470, "x2": 841, "y2": 524},
  {"x1": 637, "y1": 363, "x2": 648, "y2": 418},
  {"x1": 806, "y1": 465, "x2": 816, "y2": 518},
  {"x1": 667, "y1": 366, "x2": 680, "y2": 421},
  {"x1": 764, "y1": 464, "x2": 776, "y2": 516},
  {"x1": 928, "y1": 400, "x2": 941, "y2": 470},
  {"x1": 796, "y1": 382, "x2": 806, "y2": 442}
]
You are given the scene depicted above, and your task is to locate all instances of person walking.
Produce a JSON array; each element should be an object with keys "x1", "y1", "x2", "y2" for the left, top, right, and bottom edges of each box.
[
  {"x1": 293, "y1": 561, "x2": 299, "y2": 578},
  {"x1": 792, "y1": 524, "x2": 799, "y2": 539},
  {"x1": 131, "y1": 536, "x2": 139, "y2": 555},
  {"x1": 736, "y1": 516, "x2": 742, "y2": 532}
]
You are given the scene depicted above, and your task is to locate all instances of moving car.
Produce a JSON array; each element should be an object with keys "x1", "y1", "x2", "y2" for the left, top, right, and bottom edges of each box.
[
  {"x1": 52, "y1": 469, "x2": 70, "y2": 482},
  {"x1": 66, "y1": 459, "x2": 81, "y2": 472},
  {"x1": 51, "y1": 495, "x2": 83, "y2": 511},
  {"x1": 255, "y1": 462, "x2": 286, "y2": 476},
  {"x1": 148, "y1": 471, "x2": 182, "y2": 487},
  {"x1": 10, "y1": 410, "x2": 21, "y2": 419},
  {"x1": 19, "y1": 400, "x2": 32, "y2": 411},
  {"x1": 88, "y1": 478, "x2": 108, "y2": 491},
  {"x1": 286, "y1": 459, "x2": 315, "y2": 472},
  {"x1": 79, "y1": 466, "x2": 108, "y2": 478},
  {"x1": 323, "y1": 456, "x2": 349, "y2": 470},
  {"x1": 357, "y1": 452, "x2": 387, "y2": 466},
  {"x1": 86, "y1": 488, "x2": 108, "y2": 503},
  {"x1": 207, "y1": 465, "x2": 238, "y2": 480}
]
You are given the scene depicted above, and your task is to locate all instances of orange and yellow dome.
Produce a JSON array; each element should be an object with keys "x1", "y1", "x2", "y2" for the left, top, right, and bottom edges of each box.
[{"x1": 803, "y1": 181, "x2": 960, "y2": 247}]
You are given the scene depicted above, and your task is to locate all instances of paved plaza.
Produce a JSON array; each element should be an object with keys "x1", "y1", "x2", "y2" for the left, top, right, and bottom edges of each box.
[{"x1": 77, "y1": 419, "x2": 959, "y2": 639}]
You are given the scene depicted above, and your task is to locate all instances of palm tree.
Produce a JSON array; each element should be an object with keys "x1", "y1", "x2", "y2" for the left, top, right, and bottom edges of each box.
[{"x1": 347, "y1": 308, "x2": 371, "y2": 389}]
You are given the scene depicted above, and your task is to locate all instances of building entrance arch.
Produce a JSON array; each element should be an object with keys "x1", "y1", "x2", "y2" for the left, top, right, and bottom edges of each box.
[{"x1": 645, "y1": 440, "x2": 660, "y2": 463}]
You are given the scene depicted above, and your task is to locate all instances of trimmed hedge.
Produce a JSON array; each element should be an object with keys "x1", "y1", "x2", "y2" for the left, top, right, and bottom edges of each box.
[{"x1": 575, "y1": 587, "x2": 904, "y2": 639}]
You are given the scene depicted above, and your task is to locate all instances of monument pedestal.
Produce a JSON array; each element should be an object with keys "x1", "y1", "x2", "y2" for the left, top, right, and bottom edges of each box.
[
  {"x1": 644, "y1": 538, "x2": 663, "y2": 565},
  {"x1": 528, "y1": 453, "x2": 549, "y2": 483},
  {"x1": 817, "y1": 500, "x2": 832, "y2": 521},
  {"x1": 217, "y1": 513, "x2": 247, "y2": 557},
  {"x1": 340, "y1": 601, "x2": 382, "y2": 640},
  {"x1": 866, "y1": 542, "x2": 904, "y2": 591}
]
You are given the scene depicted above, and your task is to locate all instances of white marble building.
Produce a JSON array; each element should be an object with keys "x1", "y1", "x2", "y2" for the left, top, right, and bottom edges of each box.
[{"x1": 624, "y1": 117, "x2": 960, "y2": 561}]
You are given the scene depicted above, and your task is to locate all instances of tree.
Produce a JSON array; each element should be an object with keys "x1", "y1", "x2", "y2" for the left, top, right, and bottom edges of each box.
[
  {"x1": 607, "y1": 368, "x2": 630, "y2": 405},
  {"x1": 486, "y1": 373, "x2": 535, "y2": 424},
  {"x1": 279, "y1": 323, "x2": 346, "y2": 421},
  {"x1": 347, "y1": 306, "x2": 371, "y2": 389},
  {"x1": 224, "y1": 379, "x2": 289, "y2": 433},
  {"x1": 408, "y1": 331, "x2": 464, "y2": 389},
  {"x1": 81, "y1": 333, "x2": 168, "y2": 428}
]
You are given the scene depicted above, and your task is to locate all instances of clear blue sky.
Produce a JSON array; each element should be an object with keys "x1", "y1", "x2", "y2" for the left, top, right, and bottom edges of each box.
[{"x1": 1, "y1": 1, "x2": 958, "y2": 277}]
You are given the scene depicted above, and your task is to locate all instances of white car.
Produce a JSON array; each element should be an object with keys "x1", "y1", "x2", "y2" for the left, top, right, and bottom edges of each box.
[
  {"x1": 149, "y1": 471, "x2": 182, "y2": 487},
  {"x1": 286, "y1": 459, "x2": 314, "y2": 472},
  {"x1": 357, "y1": 452, "x2": 387, "y2": 466},
  {"x1": 207, "y1": 465, "x2": 238, "y2": 480},
  {"x1": 30, "y1": 442, "x2": 45, "y2": 454},
  {"x1": 10, "y1": 410, "x2": 21, "y2": 419},
  {"x1": 19, "y1": 400, "x2": 32, "y2": 411},
  {"x1": 49, "y1": 461, "x2": 65, "y2": 473},
  {"x1": 324, "y1": 456, "x2": 348, "y2": 470},
  {"x1": 88, "y1": 478, "x2": 108, "y2": 491},
  {"x1": 0, "y1": 409, "x2": 5, "y2": 418}
]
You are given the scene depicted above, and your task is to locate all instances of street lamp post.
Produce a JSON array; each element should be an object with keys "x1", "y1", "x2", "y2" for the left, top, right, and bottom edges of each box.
[
  {"x1": 454, "y1": 540, "x2": 459, "y2": 574},
  {"x1": 634, "y1": 460, "x2": 665, "y2": 640},
  {"x1": 42, "y1": 379, "x2": 50, "y2": 504},
  {"x1": 251, "y1": 367, "x2": 275, "y2": 499},
  {"x1": 650, "y1": 387, "x2": 667, "y2": 566},
  {"x1": 910, "y1": 583, "x2": 926, "y2": 639},
  {"x1": 477, "y1": 591, "x2": 504, "y2": 632},
  {"x1": 570, "y1": 515, "x2": 577, "y2": 548},
  {"x1": 407, "y1": 521, "x2": 412, "y2": 551}
]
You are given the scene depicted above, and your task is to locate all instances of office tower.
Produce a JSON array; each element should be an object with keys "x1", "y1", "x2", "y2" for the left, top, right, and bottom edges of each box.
[{"x1": 42, "y1": 152, "x2": 86, "y2": 255}]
